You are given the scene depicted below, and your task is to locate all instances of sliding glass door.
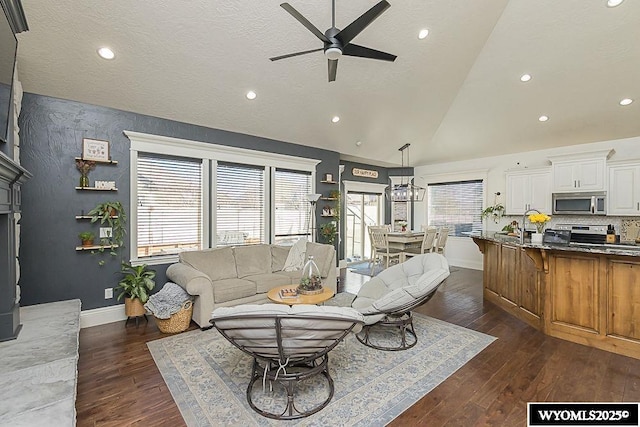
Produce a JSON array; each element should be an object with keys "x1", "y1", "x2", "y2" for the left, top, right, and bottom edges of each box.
[{"x1": 345, "y1": 193, "x2": 382, "y2": 264}]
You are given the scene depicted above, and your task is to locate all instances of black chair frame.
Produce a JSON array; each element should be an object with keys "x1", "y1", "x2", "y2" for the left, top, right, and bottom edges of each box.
[
  {"x1": 211, "y1": 313, "x2": 363, "y2": 420},
  {"x1": 355, "y1": 285, "x2": 440, "y2": 351}
]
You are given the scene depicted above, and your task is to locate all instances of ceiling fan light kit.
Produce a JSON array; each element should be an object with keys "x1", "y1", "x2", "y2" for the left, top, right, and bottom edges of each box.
[{"x1": 270, "y1": 0, "x2": 397, "y2": 82}]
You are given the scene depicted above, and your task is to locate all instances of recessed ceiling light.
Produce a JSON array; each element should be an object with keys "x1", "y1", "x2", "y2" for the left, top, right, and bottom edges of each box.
[
  {"x1": 331, "y1": 116, "x2": 340, "y2": 123},
  {"x1": 619, "y1": 98, "x2": 633, "y2": 106},
  {"x1": 97, "y1": 47, "x2": 115, "y2": 60},
  {"x1": 246, "y1": 90, "x2": 257, "y2": 100},
  {"x1": 418, "y1": 29, "x2": 429, "y2": 40},
  {"x1": 607, "y1": 0, "x2": 624, "y2": 7},
  {"x1": 538, "y1": 115, "x2": 549, "y2": 122},
  {"x1": 520, "y1": 74, "x2": 532, "y2": 82}
]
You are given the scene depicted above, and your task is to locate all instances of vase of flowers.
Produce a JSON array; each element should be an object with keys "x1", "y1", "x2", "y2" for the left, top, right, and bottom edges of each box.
[
  {"x1": 397, "y1": 220, "x2": 408, "y2": 232},
  {"x1": 76, "y1": 159, "x2": 96, "y2": 187},
  {"x1": 528, "y1": 212, "x2": 551, "y2": 244}
]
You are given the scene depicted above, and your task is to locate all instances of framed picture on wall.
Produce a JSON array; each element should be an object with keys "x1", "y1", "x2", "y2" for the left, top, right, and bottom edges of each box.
[{"x1": 82, "y1": 138, "x2": 110, "y2": 161}]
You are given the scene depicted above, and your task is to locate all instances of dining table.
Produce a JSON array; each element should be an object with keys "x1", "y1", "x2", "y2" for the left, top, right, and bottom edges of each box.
[{"x1": 387, "y1": 231, "x2": 425, "y2": 251}]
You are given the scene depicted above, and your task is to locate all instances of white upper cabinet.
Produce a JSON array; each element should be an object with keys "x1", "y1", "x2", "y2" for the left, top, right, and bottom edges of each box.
[
  {"x1": 608, "y1": 162, "x2": 640, "y2": 216},
  {"x1": 505, "y1": 168, "x2": 552, "y2": 215},
  {"x1": 548, "y1": 149, "x2": 613, "y2": 193}
]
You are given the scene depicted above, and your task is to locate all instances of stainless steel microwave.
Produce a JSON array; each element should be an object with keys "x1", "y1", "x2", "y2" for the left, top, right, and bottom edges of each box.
[{"x1": 552, "y1": 192, "x2": 606, "y2": 215}]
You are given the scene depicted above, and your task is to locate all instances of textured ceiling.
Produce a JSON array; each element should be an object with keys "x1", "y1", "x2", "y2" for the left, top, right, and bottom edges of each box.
[{"x1": 15, "y1": 0, "x2": 640, "y2": 167}]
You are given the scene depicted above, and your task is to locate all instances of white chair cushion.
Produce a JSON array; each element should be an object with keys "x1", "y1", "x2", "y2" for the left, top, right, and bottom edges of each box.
[
  {"x1": 211, "y1": 304, "x2": 364, "y2": 358},
  {"x1": 352, "y1": 253, "x2": 450, "y2": 319}
]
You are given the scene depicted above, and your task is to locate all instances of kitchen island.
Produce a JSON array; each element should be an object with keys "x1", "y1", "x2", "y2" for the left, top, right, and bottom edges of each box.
[{"x1": 472, "y1": 233, "x2": 640, "y2": 359}]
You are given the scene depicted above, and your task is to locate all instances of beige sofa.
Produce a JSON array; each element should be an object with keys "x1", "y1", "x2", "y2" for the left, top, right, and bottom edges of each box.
[{"x1": 166, "y1": 242, "x2": 337, "y2": 327}]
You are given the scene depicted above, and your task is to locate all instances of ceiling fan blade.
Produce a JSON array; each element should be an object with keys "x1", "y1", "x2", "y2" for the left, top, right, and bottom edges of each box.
[
  {"x1": 270, "y1": 47, "x2": 323, "y2": 61},
  {"x1": 335, "y1": 0, "x2": 390, "y2": 46},
  {"x1": 280, "y1": 3, "x2": 330, "y2": 43},
  {"x1": 343, "y1": 44, "x2": 396, "y2": 62},
  {"x1": 328, "y1": 59, "x2": 338, "y2": 82}
]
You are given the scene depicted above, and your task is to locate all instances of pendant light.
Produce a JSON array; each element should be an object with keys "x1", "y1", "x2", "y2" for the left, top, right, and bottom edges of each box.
[{"x1": 387, "y1": 144, "x2": 426, "y2": 202}]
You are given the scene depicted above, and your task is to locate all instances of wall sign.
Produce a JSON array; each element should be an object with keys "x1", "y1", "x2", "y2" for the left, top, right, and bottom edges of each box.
[{"x1": 352, "y1": 168, "x2": 378, "y2": 179}]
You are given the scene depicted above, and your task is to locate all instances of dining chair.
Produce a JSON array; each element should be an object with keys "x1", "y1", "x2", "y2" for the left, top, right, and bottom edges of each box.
[
  {"x1": 403, "y1": 228, "x2": 438, "y2": 260},
  {"x1": 434, "y1": 227, "x2": 450, "y2": 254},
  {"x1": 368, "y1": 225, "x2": 402, "y2": 275}
]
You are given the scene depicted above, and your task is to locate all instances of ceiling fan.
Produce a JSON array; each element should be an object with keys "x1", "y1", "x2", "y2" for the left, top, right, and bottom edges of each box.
[{"x1": 270, "y1": 0, "x2": 397, "y2": 82}]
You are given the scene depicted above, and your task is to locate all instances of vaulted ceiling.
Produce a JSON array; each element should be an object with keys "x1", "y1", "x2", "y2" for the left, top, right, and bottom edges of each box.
[{"x1": 15, "y1": 0, "x2": 640, "y2": 167}]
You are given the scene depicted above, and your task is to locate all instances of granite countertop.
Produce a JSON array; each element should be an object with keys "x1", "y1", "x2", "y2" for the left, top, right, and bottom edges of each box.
[{"x1": 471, "y1": 232, "x2": 640, "y2": 257}]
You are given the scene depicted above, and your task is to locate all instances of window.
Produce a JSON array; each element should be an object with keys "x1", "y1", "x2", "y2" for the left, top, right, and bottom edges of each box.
[
  {"x1": 126, "y1": 130, "x2": 320, "y2": 264},
  {"x1": 216, "y1": 162, "x2": 265, "y2": 246},
  {"x1": 274, "y1": 169, "x2": 312, "y2": 245},
  {"x1": 136, "y1": 154, "x2": 203, "y2": 258},
  {"x1": 427, "y1": 180, "x2": 483, "y2": 237}
]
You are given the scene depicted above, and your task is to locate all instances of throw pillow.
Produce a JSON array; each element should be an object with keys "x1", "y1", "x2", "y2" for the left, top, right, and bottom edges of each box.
[{"x1": 283, "y1": 238, "x2": 307, "y2": 271}]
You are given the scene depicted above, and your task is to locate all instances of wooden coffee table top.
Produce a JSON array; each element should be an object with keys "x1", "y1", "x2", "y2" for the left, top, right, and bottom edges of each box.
[{"x1": 267, "y1": 284, "x2": 335, "y2": 305}]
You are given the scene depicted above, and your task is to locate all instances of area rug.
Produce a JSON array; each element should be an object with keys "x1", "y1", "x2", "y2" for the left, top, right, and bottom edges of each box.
[
  {"x1": 148, "y1": 313, "x2": 495, "y2": 427},
  {"x1": 349, "y1": 261, "x2": 383, "y2": 276}
]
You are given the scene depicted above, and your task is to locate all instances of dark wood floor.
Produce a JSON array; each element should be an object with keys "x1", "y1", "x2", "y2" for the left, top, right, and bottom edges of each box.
[{"x1": 76, "y1": 267, "x2": 640, "y2": 426}]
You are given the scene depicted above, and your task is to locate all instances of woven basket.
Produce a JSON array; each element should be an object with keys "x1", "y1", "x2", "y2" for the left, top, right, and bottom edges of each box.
[{"x1": 155, "y1": 300, "x2": 193, "y2": 334}]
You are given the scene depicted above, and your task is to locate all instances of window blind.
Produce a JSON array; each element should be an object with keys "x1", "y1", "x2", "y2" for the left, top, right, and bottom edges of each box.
[
  {"x1": 216, "y1": 162, "x2": 265, "y2": 246},
  {"x1": 137, "y1": 154, "x2": 203, "y2": 258},
  {"x1": 274, "y1": 169, "x2": 312, "y2": 245},
  {"x1": 427, "y1": 179, "x2": 483, "y2": 237}
]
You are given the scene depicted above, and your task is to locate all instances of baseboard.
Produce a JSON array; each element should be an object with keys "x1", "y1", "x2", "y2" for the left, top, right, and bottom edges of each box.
[
  {"x1": 447, "y1": 258, "x2": 482, "y2": 271},
  {"x1": 80, "y1": 304, "x2": 126, "y2": 329}
]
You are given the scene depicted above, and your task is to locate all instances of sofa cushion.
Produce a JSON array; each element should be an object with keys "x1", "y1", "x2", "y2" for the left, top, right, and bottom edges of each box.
[
  {"x1": 306, "y1": 242, "x2": 334, "y2": 277},
  {"x1": 213, "y1": 278, "x2": 257, "y2": 303},
  {"x1": 234, "y1": 245, "x2": 271, "y2": 278},
  {"x1": 180, "y1": 247, "x2": 237, "y2": 281},
  {"x1": 283, "y1": 238, "x2": 307, "y2": 271},
  {"x1": 245, "y1": 272, "x2": 293, "y2": 293},
  {"x1": 271, "y1": 245, "x2": 290, "y2": 272},
  {"x1": 278, "y1": 270, "x2": 303, "y2": 283}
]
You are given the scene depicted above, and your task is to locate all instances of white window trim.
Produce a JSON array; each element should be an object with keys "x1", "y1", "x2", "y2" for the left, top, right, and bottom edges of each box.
[
  {"x1": 125, "y1": 131, "x2": 320, "y2": 171},
  {"x1": 125, "y1": 131, "x2": 320, "y2": 265}
]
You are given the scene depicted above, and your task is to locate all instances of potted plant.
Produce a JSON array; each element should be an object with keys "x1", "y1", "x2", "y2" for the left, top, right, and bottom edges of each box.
[
  {"x1": 116, "y1": 262, "x2": 156, "y2": 318},
  {"x1": 319, "y1": 222, "x2": 337, "y2": 245},
  {"x1": 88, "y1": 201, "x2": 126, "y2": 262},
  {"x1": 78, "y1": 231, "x2": 95, "y2": 246},
  {"x1": 481, "y1": 203, "x2": 505, "y2": 224}
]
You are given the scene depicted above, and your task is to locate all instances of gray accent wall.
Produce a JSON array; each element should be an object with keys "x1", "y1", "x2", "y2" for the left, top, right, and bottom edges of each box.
[{"x1": 18, "y1": 93, "x2": 340, "y2": 310}]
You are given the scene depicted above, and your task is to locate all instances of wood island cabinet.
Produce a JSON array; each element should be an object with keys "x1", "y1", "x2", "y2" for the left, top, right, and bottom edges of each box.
[
  {"x1": 473, "y1": 236, "x2": 640, "y2": 360},
  {"x1": 478, "y1": 240, "x2": 542, "y2": 329}
]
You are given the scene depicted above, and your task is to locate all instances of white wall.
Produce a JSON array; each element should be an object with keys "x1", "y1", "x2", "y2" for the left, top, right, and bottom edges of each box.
[{"x1": 414, "y1": 136, "x2": 640, "y2": 269}]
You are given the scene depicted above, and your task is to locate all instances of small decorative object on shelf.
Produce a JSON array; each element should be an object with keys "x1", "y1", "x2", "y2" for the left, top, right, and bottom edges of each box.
[
  {"x1": 298, "y1": 256, "x2": 323, "y2": 295},
  {"x1": 75, "y1": 158, "x2": 96, "y2": 188},
  {"x1": 82, "y1": 138, "x2": 110, "y2": 162},
  {"x1": 78, "y1": 231, "x2": 95, "y2": 247},
  {"x1": 323, "y1": 173, "x2": 333, "y2": 182}
]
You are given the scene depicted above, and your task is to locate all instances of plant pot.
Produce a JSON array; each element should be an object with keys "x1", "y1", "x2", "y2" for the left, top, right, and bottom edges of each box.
[
  {"x1": 124, "y1": 297, "x2": 146, "y2": 317},
  {"x1": 79, "y1": 174, "x2": 89, "y2": 187},
  {"x1": 81, "y1": 239, "x2": 94, "y2": 247},
  {"x1": 531, "y1": 232, "x2": 543, "y2": 245}
]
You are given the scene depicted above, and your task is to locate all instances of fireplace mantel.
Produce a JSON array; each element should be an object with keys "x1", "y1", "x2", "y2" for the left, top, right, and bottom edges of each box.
[{"x1": 0, "y1": 149, "x2": 31, "y2": 341}]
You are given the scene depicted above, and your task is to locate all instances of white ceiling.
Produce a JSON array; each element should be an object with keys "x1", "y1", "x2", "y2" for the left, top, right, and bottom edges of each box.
[{"x1": 15, "y1": 0, "x2": 640, "y2": 168}]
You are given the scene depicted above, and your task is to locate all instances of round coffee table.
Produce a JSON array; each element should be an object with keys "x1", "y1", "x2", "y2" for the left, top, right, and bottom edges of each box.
[{"x1": 267, "y1": 284, "x2": 335, "y2": 305}]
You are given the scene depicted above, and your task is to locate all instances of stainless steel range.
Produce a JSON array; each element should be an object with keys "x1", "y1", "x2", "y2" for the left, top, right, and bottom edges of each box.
[{"x1": 555, "y1": 224, "x2": 607, "y2": 245}]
